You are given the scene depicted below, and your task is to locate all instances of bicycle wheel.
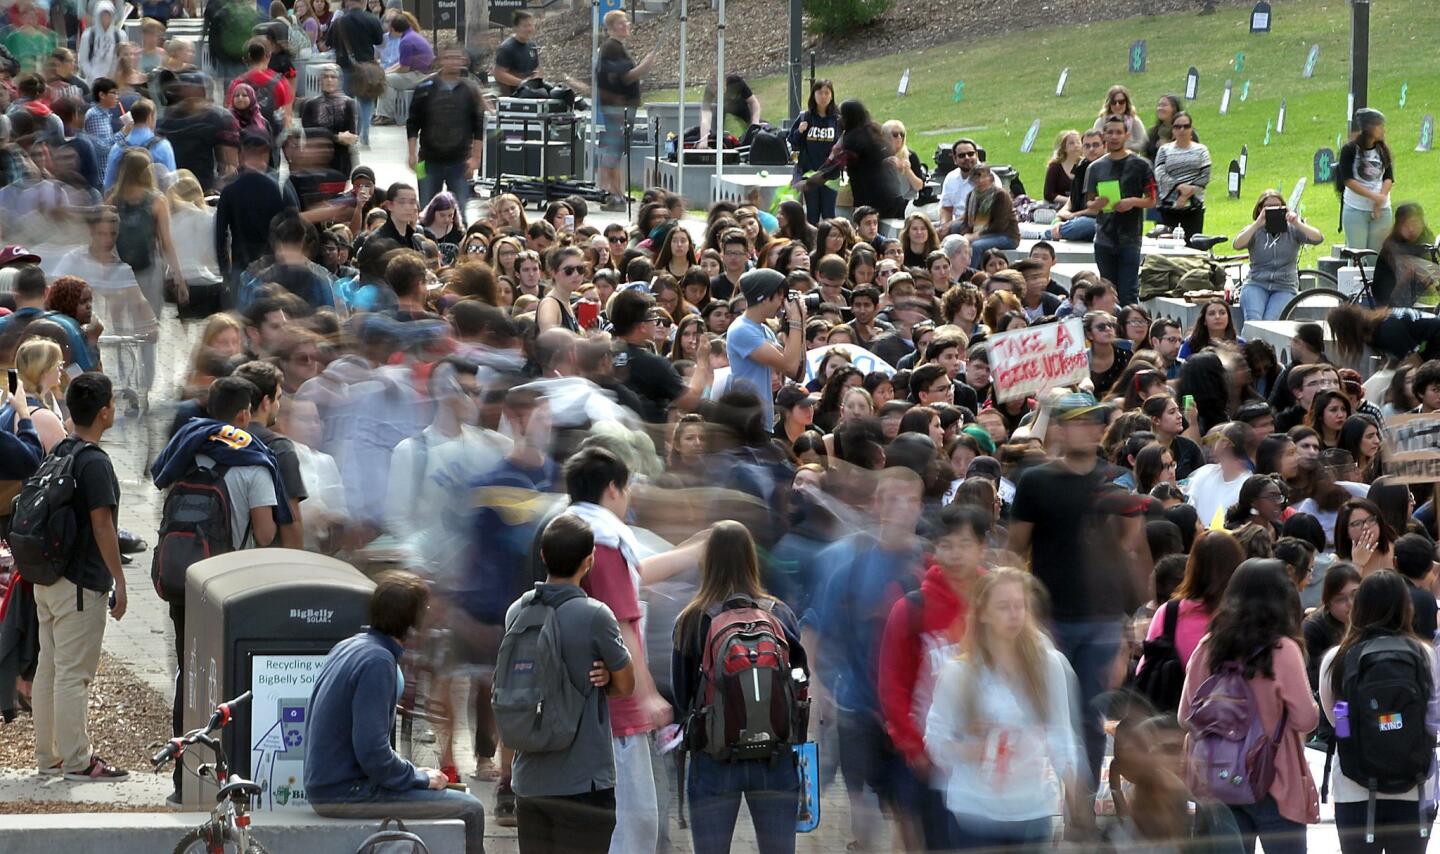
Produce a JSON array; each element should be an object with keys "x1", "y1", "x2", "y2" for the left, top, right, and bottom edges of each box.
[
  {"x1": 1279, "y1": 288, "x2": 1350, "y2": 321},
  {"x1": 1297, "y1": 268, "x2": 1340, "y2": 288},
  {"x1": 173, "y1": 825, "x2": 269, "y2": 854}
]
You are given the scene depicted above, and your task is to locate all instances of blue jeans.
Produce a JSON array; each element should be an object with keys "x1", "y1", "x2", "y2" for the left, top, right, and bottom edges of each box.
[
  {"x1": 801, "y1": 180, "x2": 836, "y2": 224},
  {"x1": 1094, "y1": 241, "x2": 1143, "y2": 306},
  {"x1": 340, "y1": 67, "x2": 376, "y2": 146},
  {"x1": 1342, "y1": 203, "x2": 1393, "y2": 253},
  {"x1": 687, "y1": 751, "x2": 799, "y2": 854},
  {"x1": 1058, "y1": 216, "x2": 1097, "y2": 241},
  {"x1": 1240, "y1": 281, "x2": 1297, "y2": 322},
  {"x1": 419, "y1": 157, "x2": 472, "y2": 212},
  {"x1": 312, "y1": 784, "x2": 486, "y2": 854},
  {"x1": 1051, "y1": 618, "x2": 1124, "y2": 790},
  {"x1": 951, "y1": 813, "x2": 1054, "y2": 853},
  {"x1": 969, "y1": 233, "x2": 1018, "y2": 257},
  {"x1": 1227, "y1": 795, "x2": 1307, "y2": 854}
]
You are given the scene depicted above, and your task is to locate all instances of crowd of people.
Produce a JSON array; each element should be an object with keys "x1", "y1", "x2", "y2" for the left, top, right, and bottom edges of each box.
[{"x1": 0, "y1": 2, "x2": 1438, "y2": 854}]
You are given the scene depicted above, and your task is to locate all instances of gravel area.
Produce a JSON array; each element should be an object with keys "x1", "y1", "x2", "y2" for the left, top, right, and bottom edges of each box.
[
  {"x1": 529, "y1": 0, "x2": 1256, "y2": 91},
  {"x1": 0, "y1": 651, "x2": 171, "y2": 782}
]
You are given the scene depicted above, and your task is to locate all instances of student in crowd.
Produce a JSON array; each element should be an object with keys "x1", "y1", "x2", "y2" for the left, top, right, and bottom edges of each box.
[
  {"x1": 789, "y1": 79, "x2": 839, "y2": 224},
  {"x1": 1337, "y1": 108, "x2": 1394, "y2": 253},
  {"x1": 939, "y1": 138, "x2": 981, "y2": 229},
  {"x1": 1091, "y1": 84, "x2": 1147, "y2": 153},
  {"x1": 1083, "y1": 115, "x2": 1156, "y2": 306},
  {"x1": 1152, "y1": 111, "x2": 1210, "y2": 237},
  {"x1": 1143, "y1": 530, "x2": 1246, "y2": 669},
  {"x1": 1044, "y1": 129, "x2": 1083, "y2": 206},
  {"x1": 1234, "y1": 189, "x2": 1327, "y2": 322},
  {"x1": 803, "y1": 99, "x2": 906, "y2": 220}
]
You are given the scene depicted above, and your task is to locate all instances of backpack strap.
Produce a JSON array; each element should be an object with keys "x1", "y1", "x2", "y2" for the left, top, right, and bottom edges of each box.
[
  {"x1": 905, "y1": 588, "x2": 925, "y2": 640},
  {"x1": 1161, "y1": 597, "x2": 1180, "y2": 643}
]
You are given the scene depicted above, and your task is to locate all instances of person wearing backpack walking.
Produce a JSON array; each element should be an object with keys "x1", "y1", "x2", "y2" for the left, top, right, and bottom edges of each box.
[
  {"x1": 670, "y1": 520, "x2": 809, "y2": 854},
  {"x1": 226, "y1": 38, "x2": 292, "y2": 133},
  {"x1": 925, "y1": 568, "x2": 1081, "y2": 852},
  {"x1": 1179, "y1": 559, "x2": 1320, "y2": 854},
  {"x1": 1320, "y1": 569, "x2": 1440, "y2": 854},
  {"x1": 100, "y1": 99, "x2": 177, "y2": 191},
  {"x1": 503, "y1": 512, "x2": 635, "y2": 854},
  {"x1": 23, "y1": 373, "x2": 129, "y2": 782}
]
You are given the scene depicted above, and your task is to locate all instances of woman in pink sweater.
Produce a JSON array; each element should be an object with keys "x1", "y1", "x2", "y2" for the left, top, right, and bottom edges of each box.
[
  {"x1": 1179, "y1": 558, "x2": 1320, "y2": 854},
  {"x1": 1143, "y1": 530, "x2": 1246, "y2": 669}
]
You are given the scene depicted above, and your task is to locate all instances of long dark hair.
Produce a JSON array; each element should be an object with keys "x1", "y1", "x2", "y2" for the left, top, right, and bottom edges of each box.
[
  {"x1": 807, "y1": 78, "x2": 835, "y2": 117},
  {"x1": 1328, "y1": 570, "x2": 1418, "y2": 702},
  {"x1": 1327, "y1": 304, "x2": 1390, "y2": 361},
  {"x1": 675, "y1": 521, "x2": 773, "y2": 648},
  {"x1": 1174, "y1": 529, "x2": 1245, "y2": 613},
  {"x1": 1186, "y1": 299, "x2": 1237, "y2": 351},
  {"x1": 1177, "y1": 352, "x2": 1230, "y2": 435},
  {"x1": 1305, "y1": 390, "x2": 1352, "y2": 442},
  {"x1": 1335, "y1": 497, "x2": 1398, "y2": 562},
  {"x1": 1225, "y1": 474, "x2": 1281, "y2": 530},
  {"x1": 1204, "y1": 558, "x2": 1302, "y2": 679},
  {"x1": 1254, "y1": 435, "x2": 1295, "y2": 478},
  {"x1": 838, "y1": 98, "x2": 885, "y2": 151},
  {"x1": 1134, "y1": 442, "x2": 1171, "y2": 495},
  {"x1": 1354, "y1": 109, "x2": 1393, "y2": 179},
  {"x1": 1337, "y1": 415, "x2": 1381, "y2": 480},
  {"x1": 1368, "y1": 476, "x2": 1416, "y2": 537}
]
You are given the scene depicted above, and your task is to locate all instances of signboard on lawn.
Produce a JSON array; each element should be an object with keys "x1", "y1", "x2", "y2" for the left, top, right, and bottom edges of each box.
[
  {"x1": 1383, "y1": 412, "x2": 1440, "y2": 484},
  {"x1": 988, "y1": 318, "x2": 1088, "y2": 403}
]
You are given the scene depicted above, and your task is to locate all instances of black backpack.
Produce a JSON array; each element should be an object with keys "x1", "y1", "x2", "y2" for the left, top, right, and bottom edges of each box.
[
  {"x1": 8, "y1": 440, "x2": 97, "y2": 587},
  {"x1": 151, "y1": 462, "x2": 240, "y2": 603},
  {"x1": 1133, "y1": 599, "x2": 1186, "y2": 712},
  {"x1": 1336, "y1": 635, "x2": 1434, "y2": 796},
  {"x1": 747, "y1": 128, "x2": 789, "y2": 166}
]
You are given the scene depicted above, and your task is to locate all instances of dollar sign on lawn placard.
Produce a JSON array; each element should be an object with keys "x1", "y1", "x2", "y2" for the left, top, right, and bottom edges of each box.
[
  {"x1": 1130, "y1": 39, "x2": 1147, "y2": 74},
  {"x1": 1303, "y1": 44, "x2": 1319, "y2": 78},
  {"x1": 1313, "y1": 148, "x2": 1335, "y2": 184},
  {"x1": 1220, "y1": 80, "x2": 1232, "y2": 115},
  {"x1": 1020, "y1": 119, "x2": 1041, "y2": 153},
  {"x1": 1400, "y1": 82, "x2": 1408, "y2": 108},
  {"x1": 953, "y1": 81, "x2": 965, "y2": 102},
  {"x1": 1419, "y1": 115, "x2": 1435, "y2": 153},
  {"x1": 1056, "y1": 67, "x2": 1069, "y2": 97},
  {"x1": 1185, "y1": 67, "x2": 1199, "y2": 101}
]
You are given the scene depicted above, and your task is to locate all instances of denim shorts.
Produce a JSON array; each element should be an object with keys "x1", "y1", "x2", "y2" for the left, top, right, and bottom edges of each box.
[{"x1": 599, "y1": 105, "x2": 630, "y2": 169}]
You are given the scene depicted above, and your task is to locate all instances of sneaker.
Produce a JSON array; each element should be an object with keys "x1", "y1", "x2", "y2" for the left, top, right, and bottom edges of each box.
[
  {"x1": 601, "y1": 195, "x2": 627, "y2": 213},
  {"x1": 494, "y1": 786, "x2": 517, "y2": 828},
  {"x1": 64, "y1": 756, "x2": 129, "y2": 782},
  {"x1": 38, "y1": 762, "x2": 62, "y2": 776}
]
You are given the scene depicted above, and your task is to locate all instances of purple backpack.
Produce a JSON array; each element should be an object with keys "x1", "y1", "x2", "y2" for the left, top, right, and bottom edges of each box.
[{"x1": 1183, "y1": 652, "x2": 1289, "y2": 806}]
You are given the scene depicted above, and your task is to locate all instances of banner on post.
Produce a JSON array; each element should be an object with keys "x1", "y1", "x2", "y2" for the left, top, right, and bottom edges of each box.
[
  {"x1": 1382, "y1": 412, "x2": 1440, "y2": 484},
  {"x1": 988, "y1": 318, "x2": 1088, "y2": 403}
]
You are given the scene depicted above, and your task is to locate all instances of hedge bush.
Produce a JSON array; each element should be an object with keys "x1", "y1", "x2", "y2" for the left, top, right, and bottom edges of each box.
[{"x1": 803, "y1": 0, "x2": 891, "y2": 36}]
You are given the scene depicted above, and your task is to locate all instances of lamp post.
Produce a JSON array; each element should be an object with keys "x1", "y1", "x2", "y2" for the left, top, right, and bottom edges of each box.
[{"x1": 1349, "y1": 0, "x2": 1370, "y2": 130}]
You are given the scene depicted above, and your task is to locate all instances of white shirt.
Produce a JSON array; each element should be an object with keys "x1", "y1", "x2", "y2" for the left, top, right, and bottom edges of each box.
[
  {"x1": 295, "y1": 442, "x2": 347, "y2": 552},
  {"x1": 170, "y1": 204, "x2": 222, "y2": 284},
  {"x1": 1185, "y1": 463, "x2": 1248, "y2": 528},
  {"x1": 940, "y1": 169, "x2": 974, "y2": 214}
]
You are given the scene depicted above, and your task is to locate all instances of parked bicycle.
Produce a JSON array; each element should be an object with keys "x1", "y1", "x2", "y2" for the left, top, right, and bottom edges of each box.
[
  {"x1": 1281, "y1": 244, "x2": 1440, "y2": 319},
  {"x1": 152, "y1": 691, "x2": 268, "y2": 854}
]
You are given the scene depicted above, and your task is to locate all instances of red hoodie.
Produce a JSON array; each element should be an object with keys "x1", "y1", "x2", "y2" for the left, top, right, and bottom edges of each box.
[{"x1": 878, "y1": 563, "x2": 977, "y2": 767}]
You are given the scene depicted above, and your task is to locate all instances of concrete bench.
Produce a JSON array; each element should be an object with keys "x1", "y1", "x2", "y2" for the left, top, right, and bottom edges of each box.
[{"x1": 0, "y1": 811, "x2": 467, "y2": 854}]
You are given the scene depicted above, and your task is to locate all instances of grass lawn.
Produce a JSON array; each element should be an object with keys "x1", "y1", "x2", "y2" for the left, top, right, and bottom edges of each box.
[{"x1": 654, "y1": 0, "x2": 1440, "y2": 262}]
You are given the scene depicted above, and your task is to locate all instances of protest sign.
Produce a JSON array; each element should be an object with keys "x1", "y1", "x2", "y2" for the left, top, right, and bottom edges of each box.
[
  {"x1": 1383, "y1": 412, "x2": 1440, "y2": 484},
  {"x1": 988, "y1": 318, "x2": 1088, "y2": 403}
]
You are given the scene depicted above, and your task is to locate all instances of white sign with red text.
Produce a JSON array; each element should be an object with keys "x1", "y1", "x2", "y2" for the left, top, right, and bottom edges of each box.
[{"x1": 989, "y1": 318, "x2": 1089, "y2": 402}]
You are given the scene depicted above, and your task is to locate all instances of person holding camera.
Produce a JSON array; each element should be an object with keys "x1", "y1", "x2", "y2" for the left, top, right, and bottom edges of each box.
[
  {"x1": 723, "y1": 268, "x2": 806, "y2": 427},
  {"x1": 1234, "y1": 189, "x2": 1325, "y2": 322}
]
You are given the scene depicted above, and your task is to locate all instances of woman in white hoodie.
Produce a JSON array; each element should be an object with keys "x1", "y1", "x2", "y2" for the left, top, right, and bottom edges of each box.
[
  {"x1": 78, "y1": 1, "x2": 127, "y2": 84},
  {"x1": 925, "y1": 568, "x2": 1082, "y2": 851}
]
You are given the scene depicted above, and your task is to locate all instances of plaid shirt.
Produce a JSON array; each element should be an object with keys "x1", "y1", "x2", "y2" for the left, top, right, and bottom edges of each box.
[{"x1": 83, "y1": 104, "x2": 123, "y2": 154}]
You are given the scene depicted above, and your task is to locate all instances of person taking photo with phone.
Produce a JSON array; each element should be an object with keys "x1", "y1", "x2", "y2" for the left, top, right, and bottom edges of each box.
[{"x1": 1234, "y1": 189, "x2": 1325, "y2": 322}]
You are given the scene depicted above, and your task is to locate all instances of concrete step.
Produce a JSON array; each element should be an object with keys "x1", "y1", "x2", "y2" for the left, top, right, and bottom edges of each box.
[{"x1": 0, "y1": 811, "x2": 467, "y2": 854}]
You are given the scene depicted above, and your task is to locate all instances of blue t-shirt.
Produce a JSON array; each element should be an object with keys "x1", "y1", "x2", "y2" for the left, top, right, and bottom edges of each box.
[
  {"x1": 0, "y1": 307, "x2": 96, "y2": 371},
  {"x1": 725, "y1": 314, "x2": 778, "y2": 425}
]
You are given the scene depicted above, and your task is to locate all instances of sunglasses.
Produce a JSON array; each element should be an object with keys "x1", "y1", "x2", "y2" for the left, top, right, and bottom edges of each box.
[
  {"x1": 559, "y1": 265, "x2": 584, "y2": 276},
  {"x1": 1092, "y1": 322, "x2": 1115, "y2": 331},
  {"x1": 648, "y1": 316, "x2": 672, "y2": 327},
  {"x1": 466, "y1": 244, "x2": 487, "y2": 254},
  {"x1": 1173, "y1": 123, "x2": 1193, "y2": 130}
]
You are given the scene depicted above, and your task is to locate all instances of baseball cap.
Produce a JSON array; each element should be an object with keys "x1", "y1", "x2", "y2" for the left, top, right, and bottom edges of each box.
[
  {"x1": 0, "y1": 246, "x2": 41, "y2": 266},
  {"x1": 350, "y1": 165, "x2": 376, "y2": 184},
  {"x1": 739, "y1": 268, "x2": 786, "y2": 306},
  {"x1": 965, "y1": 456, "x2": 1002, "y2": 483},
  {"x1": 961, "y1": 423, "x2": 996, "y2": 455},
  {"x1": 1053, "y1": 391, "x2": 1106, "y2": 421},
  {"x1": 775, "y1": 384, "x2": 816, "y2": 410}
]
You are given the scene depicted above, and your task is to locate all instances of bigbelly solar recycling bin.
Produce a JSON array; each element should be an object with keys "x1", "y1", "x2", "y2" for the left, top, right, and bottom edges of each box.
[{"x1": 181, "y1": 549, "x2": 375, "y2": 811}]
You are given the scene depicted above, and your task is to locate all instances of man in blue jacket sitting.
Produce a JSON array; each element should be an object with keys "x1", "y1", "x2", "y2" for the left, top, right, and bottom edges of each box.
[{"x1": 305, "y1": 570, "x2": 486, "y2": 853}]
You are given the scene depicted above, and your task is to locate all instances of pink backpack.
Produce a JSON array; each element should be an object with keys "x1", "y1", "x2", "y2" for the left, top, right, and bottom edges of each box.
[{"x1": 1183, "y1": 651, "x2": 1289, "y2": 806}]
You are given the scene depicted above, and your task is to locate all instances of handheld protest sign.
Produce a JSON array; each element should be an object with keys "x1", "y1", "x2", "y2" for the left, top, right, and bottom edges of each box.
[
  {"x1": 1303, "y1": 44, "x2": 1319, "y2": 79},
  {"x1": 1056, "y1": 67, "x2": 1069, "y2": 97},
  {"x1": 989, "y1": 319, "x2": 1088, "y2": 403},
  {"x1": 1277, "y1": 98, "x2": 1287, "y2": 134},
  {"x1": 1419, "y1": 115, "x2": 1435, "y2": 153},
  {"x1": 1250, "y1": 1, "x2": 1271, "y2": 32},
  {"x1": 1130, "y1": 39, "x2": 1147, "y2": 74},
  {"x1": 1383, "y1": 413, "x2": 1440, "y2": 483},
  {"x1": 1020, "y1": 119, "x2": 1041, "y2": 154},
  {"x1": 1220, "y1": 80, "x2": 1232, "y2": 115},
  {"x1": 897, "y1": 68, "x2": 910, "y2": 97},
  {"x1": 1227, "y1": 159, "x2": 1242, "y2": 199},
  {"x1": 1185, "y1": 67, "x2": 1199, "y2": 101},
  {"x1": 1313, "y1": 148, "x2": 1336, "y2": 185}
]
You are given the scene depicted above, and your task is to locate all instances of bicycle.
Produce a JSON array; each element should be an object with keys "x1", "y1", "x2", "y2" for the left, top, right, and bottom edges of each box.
[
  {"x1": 1278, "y1": 247, "x2": 1379, "y2": 320},
  {"x1": 152, "y1": 691, "x2": 269, "y2": 854}
]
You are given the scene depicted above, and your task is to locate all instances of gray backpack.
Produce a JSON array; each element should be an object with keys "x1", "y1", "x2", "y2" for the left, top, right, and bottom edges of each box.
[
  {"x1": 492, "y1": 585, "x2": 591, "y2": 752},
  {"x1": 354, "y1": 818, "x2": 429, "y2": 854}
]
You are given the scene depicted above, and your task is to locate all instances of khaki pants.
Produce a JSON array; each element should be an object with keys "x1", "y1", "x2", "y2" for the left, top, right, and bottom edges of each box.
[
  {"x1": 33, "y1": 579, "x2": 108, "y2": 773},
  {"x1": 376, "y1": 69, "x2": 425, "y2": 123}
]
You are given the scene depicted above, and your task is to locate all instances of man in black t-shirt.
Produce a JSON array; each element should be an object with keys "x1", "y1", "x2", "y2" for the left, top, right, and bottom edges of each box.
[
  {"x1": 711, "y1": 229, "x2": 749, "y2": 300},
  {"x1": 1083, "y1": 117, "x2": 1156, "y2": 305},
  {"x1": 596, "y1": 11, "x2": 654, "y2": 210},
  {"x1": 611, "y1": 289, "x2": 709, "y2": 423},
  {"x1": 32, "y1": 373, "x2": 129, "y2": 782},
  {"x1": 234, "y1": 361, "x2": 309, "y2": 550},
  {"x1": 492, "y1": 11, "x2": 540, "y2": 96},
  {"x1": 158, "y1": 73, "x2": 240, "y2": 192},
  {"x1": 699, "y1": 72, "x2": 760, "y2": 143}
]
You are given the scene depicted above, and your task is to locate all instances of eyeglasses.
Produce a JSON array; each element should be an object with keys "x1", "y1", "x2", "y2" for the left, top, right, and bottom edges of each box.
[
  {"x1": 1126, "y1": 317, "x2": 1149, "y2": 326},
  {"x1": 559, "y1": 265, "x2": 584, "y2": 276},
  {"x1": 1259, "y1": 491, "x2": 1286, "y2": 503},
  {"x1": 1092, "y1": 322, "x2": 1115, "y2": 331},
  {"x1": 608, "y1": 235, "x2": 627, "y2": 244},
  {"x1": 1160, "y1": 335, "x2": 1183, "y2": 344},
  {"x1": 956, "y1": 151, "x2": 978, "y2": 158},
  {"x1": 927, "y1": 384, "x2": 951, "y2": 395},
  {"x1": 1173, "y1": 123, "x2": 1192, "y2": 130},
  {"x1": 1162, "y1": 461, "x2": 1177, "y2": 470},
  {"x1": 1347, "y1": 515, "x2": 1378, "y2": 529}
]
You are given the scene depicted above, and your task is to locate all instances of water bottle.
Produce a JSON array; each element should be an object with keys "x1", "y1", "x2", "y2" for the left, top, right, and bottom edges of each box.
[
  {"x1": 1334, "y1": 700, "x2": 1350, "y2": 738},
  {"x1": 1174, "y1": 224, "x2": 1187, "y2": 247}
]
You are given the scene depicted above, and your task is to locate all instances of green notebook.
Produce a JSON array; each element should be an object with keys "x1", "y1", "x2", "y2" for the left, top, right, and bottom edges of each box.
[{"x1": 1095, "y1": 179, "x2": 1122, "y2": 211}]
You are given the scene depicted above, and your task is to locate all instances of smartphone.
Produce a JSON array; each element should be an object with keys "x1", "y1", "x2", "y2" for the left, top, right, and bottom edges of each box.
[
  {"x1": 1183, "y1": 394, "x2": 1195, "y2": 411},
  {"x1": 1264, "y1": 206, "x2": 1287, "y2": 237},
  {"x1": 6, "y1": 369, "x2": 16, "y2": 395},
  {"x1": 563, "y1": 214, "x2": 575, "y2": 231}
]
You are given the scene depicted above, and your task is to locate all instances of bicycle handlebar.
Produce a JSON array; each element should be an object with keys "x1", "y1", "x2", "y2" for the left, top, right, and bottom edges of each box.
[{"x1": 151, "y1": 692, "x2": 253, "y2": 770}]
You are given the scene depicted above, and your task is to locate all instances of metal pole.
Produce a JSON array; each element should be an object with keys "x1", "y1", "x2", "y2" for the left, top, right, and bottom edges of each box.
[
  {"x1": 715, "y1": 0, "x2": 724, "y2": 194},
  {"x1": 787, "y1": 0, "x2": 801, "y2": 120},
  {"x1": 590, "y1": 0, "x2": 600, "y2": 184},
  {"x1": 676, "y1": 0, "x2": 687, "y2": 206},
  {"x1": 1349, "y1": 0, "x2": 1370, "y2": 130}
]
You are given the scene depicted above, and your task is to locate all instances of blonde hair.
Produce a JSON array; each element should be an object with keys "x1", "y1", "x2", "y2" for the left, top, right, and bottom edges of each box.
[
  {"x1": 1048, "y1": 129, "x2": 1081, "y2": 166},
  {"x1": 957, "y1": 568, "x2": 1054, "y2": 730},
  {"x1": 15, "y1": 338, "x2": 63, "y2": 397},
  {"x1": 201, "y1": 313, "x2": 245, "y2": 349},
  {"x1": 106, "y1": 145, "x2": 157, "y2": 204},
  {"x1": 167, "y1": 169, "x2": 206, "y2": 210}
]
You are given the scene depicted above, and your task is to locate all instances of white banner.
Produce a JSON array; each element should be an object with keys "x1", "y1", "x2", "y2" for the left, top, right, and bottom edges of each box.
[{"x1": 988, "y1": 318, "x2": 1089, "y2": 402}]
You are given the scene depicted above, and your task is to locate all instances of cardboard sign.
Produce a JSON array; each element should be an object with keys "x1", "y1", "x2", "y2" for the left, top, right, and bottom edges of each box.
[
  {"x1": 1227, "y1": 159, "x2": 1242, "y2": 198},
  {"x1": 1130, "y1": 39, "x2": 1148, "y2": 74},
  {"x1": 1420, "y1": 115, "x2": 1435, "y2": 153},
  {"x1": 1056, "y1": 67, "x2": 1069, "y2": 97},
  {"x1": 1020, "y1": 119, "x2": 1041, "y2": 153},
  {"x1": 1185, "y1": 67, "x2": 1199, "y2": 101},
  {"x1": 1250, "y1": 1, "x2": 1271, "y2": 32},
  {"x1": 897, "y1": 68, "x2": 911, "y2": 97},
  {"x1": 988, "y1": 318, "x2": 1088, "y2": 403},
  {"x1": 1277, "y1": 98, "x2": 1287, "y2": 134},
  {"x1": 1220, "y1": 79, "x2": 1232, "y2": 115},
  {"x1": 1313, "y1": 148, "x2": 1336, "y2": 184},
  {"x1": 1383, "y1": 412, "x2": 1440, "y2": 484},
  {"x1": 1303, "y1": 44, "x2": 1320, "y2": 78}
]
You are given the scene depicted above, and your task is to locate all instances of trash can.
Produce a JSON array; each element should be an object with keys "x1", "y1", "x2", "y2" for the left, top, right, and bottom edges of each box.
[{"x1": 182, "y1": 549, "x2": 375, "y2": 811}]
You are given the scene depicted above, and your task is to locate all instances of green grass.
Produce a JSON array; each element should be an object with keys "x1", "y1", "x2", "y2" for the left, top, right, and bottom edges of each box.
[{"x1": 656, "y1": 0, "x2": 1440, "y2": 260}]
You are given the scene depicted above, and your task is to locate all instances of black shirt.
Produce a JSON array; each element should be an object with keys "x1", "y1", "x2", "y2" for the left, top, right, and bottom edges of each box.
[
  {"x1": 493, "y1": 35, "x2": 539, "y2": 96},
  {"x1": 56, "y1": 437, "x2": 120, "y2": 594},
  {"x1": 216, "y1": 168, "x2": 291, "y2": 278},
  {"x1": 1171, "y1": 435, "x2": 1205, "y2": 482},
  {"x1": 1012, "y1": 459, "x2": 1134, "y2": 619},
  {"x1": 159, "y1": 104, "x2": 240, "y2": 193},
  {"x1": 248, "y1": 424, "x2": 309, "y2": 503},
  {"x1": 1085, "y1": 153, "x2": 1157, "y2": 249},
  {"x1": 620, "y1": 343, "x2": 685, "y2": 424},
  {"x1": 1371, "y1": 312, "x2": 1440, "y2": 361},
  {"x1": 597, "y1": 37, "x2": 639, "y2": 107},
  {"x1": 711, "y1": 273, "x2": 741, "y2": 302},
  {"x1": 375, "y1": 218, "x2": 424, "y2": 252},
  {"x1": 329, "y1": 8, "x2": 383, "y2": 68}
]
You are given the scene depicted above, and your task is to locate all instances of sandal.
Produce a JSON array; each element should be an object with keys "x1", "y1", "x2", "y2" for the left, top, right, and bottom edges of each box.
[{"x1": 470, "y1": 758, "x2": 501, "y2": 782}]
